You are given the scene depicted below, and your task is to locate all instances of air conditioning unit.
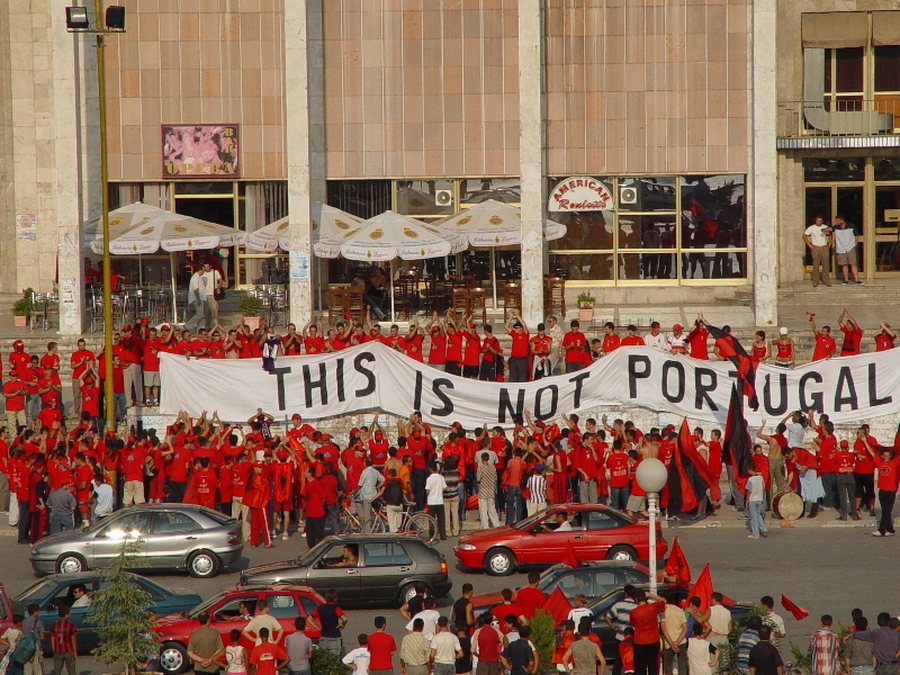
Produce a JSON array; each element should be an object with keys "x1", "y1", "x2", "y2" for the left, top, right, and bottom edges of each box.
[
  {"x1": 435, "y1": 189, "x2": 453, "y2": 207},
  {"x1": 619, "y1": 185, "x2": 638, "y2": 205}
]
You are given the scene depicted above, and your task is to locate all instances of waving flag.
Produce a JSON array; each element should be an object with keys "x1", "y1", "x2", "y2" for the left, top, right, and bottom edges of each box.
[
  {"x1": 724, "y1": 385, "x2": 753, "y2": 488},
  {"x1": 563, "y1": 541, "x2": 581, "y2": 569},
  {"x1": 664, "y1": 537, "x2": 692, "y2": 585},
  {"x1": 542, "y1": 586, "x2": 574, "y2": 625},
  {"x1": 705, "y1": 322, "x2": 759, "y2": 409},
  {"x1": 781, "y1": 593, "x2": 809, "y2": 621},
  {"x1": 686, "y1": 563, "x2": 714, "y2": 612}
]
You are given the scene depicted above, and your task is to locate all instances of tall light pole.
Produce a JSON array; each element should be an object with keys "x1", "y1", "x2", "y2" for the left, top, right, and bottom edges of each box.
[
  {"x1": 66, "y1": 3, "x2": 125, "y2": 430},
  {"x1": 635, "y1": 457, "x2": 668, "y2": 595}
]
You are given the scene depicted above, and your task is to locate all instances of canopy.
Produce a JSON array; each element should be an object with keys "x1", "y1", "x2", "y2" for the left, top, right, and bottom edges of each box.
[
  {"x1": 84, "y1": 202, "x2": 245, "y2": 254},
  {"x1": 434, "y1": 199, "x2": 567, "y2": 247},
  {"x1": 317, "y1": 210, "x2": 466, "y2": 261},
  {"x1": 244, "y1": 203, "x2": 364, "y2": 254}
]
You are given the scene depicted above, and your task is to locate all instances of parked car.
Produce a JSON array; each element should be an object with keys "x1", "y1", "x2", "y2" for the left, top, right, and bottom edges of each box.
[
  {"x1": 454, "y1": 503, "x2": 668, "y2": 575},
  {"x1": 29, "y1": 504, "x2": 243, "y2": 578},
  {"x1": 582, "y1": 584, "x2": 753, "y2": 667},
  {"x1": 12, "y1": 572, "x2": 201, "y2": 654},
  {"x1": 240, "y1": 533, "x2": 452, "y2": 607},
  {"x1": 472, "y1": 561, "x2": 654, "y2": 612},
  {"x1": 154, "y1": 584, "x2": 324, "y2": 674}
]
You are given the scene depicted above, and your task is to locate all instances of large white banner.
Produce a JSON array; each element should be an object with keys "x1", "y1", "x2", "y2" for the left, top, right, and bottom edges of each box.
[{"x1": 159, "y1": 344, "x2": 900, "y2": 427}]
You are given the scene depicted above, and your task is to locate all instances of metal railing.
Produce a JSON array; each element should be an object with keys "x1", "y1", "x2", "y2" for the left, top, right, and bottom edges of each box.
[{"x1": 777, "y1": 98, "x2": 900, "y2": 138}]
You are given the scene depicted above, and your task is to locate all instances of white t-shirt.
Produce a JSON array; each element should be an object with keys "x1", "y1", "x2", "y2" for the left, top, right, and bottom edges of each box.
[
  {"x1": 342, "y1": 646, "x2": 371, "y2": 675},
  {"x1": 804, "y1": 224, "x2": 830, "y2": 247},
  {"x1": 424, "y1": 473, "x2": 447, "y2": 507},
  {"x1": 645, "y1": 332, "x2": 667, "y2": 351},
  {"x1": 407, "y1": 608, "x2": 441, "y2": 642},
  {"x1": 708, "y1": 604, "x2": 731, "y2": 637},
  {"x1": 667, "y1": 335, "x2": 686, "y2": 352},
  {"x1": 431, "y1": 631, "x2": 462, "y2": 664},
  {"x1": 567, "y1": 607, "x2": 593, "y2": 625},
  {"x1": 93, "y1": 483, "x2": 114, "y2": 517},
  {"x1": 833, "y1": 227, "x2": 856, "y2": 254},
  {"x1": 687, "y1": 636, "x2": 716, "y2": 675},
  {"x1": 746, "y1": 474, "x2": 765, "y2": 504},
  {"x1": 784, "y1": 422, "x2": 805, "y2": 449}
]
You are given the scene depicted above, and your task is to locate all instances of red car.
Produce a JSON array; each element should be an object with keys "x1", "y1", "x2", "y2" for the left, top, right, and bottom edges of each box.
[
  {"x1": 454, "y1": 503, "x2": 668, "y2": 576},
  {"x1": 155, "y1": 584, "x2": 324, "y2": 674}
]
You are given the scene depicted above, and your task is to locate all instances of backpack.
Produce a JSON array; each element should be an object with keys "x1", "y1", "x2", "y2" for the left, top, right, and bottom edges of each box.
[{"x1": 12, "y1": 631, "x2": 38, "y2": 665}]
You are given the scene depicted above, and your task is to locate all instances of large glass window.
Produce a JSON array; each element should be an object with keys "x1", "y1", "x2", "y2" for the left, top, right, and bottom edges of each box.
[{"x1": 549, "y1": 175, "x2": 747, "y2": 285}]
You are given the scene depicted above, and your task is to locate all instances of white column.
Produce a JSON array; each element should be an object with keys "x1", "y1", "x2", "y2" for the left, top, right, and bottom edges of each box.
[
  {"x1": 285, "y1": 0, "x2": 326, "y2": 326},
  {"x1": 518, "y1": 0, "x2": 547, "y2": 327},
  {"x1": 52, "y1": 5, "x2": 84, "y2": 334},
  {"x1": 751, "y1": 0, "x2": 778, "y2": 327}
]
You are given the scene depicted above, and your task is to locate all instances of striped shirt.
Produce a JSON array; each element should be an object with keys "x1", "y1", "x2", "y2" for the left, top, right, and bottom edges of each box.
[
  {"x1": 526, "y1": 474, "x2": 547, "y2": 503},
  {"x1": 51, "y1": 618, "x2": 76, "y2": 655},
  {"x1": 477, "y1": 462, "x2": 497, "y2": 500}
]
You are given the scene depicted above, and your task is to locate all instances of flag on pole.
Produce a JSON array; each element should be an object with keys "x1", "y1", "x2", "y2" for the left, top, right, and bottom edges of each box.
[
  {"x1": 563, "y1": 541, "x2": 581, "y2": 569},
  {"x1": 542, "y1": 586, "x2": 574, "y2": 625},
  {"x1": 724, "y1": 385, "x2": 753, "y2": 489},
  {"x1": 781, "y1": 593, "x2": 810, "y2": 621},
  {"x1": 664, "y1": 537, "x2": 692, "y2": 585},
  {"x1": 686, "y1": 563, "x2": 714, "y2": 611},
  {"x1": 705, "y1": 322, "x2": 759, "y2": 409}
]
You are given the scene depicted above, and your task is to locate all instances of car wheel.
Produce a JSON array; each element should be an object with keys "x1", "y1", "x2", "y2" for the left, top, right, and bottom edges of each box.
[
  {"x1": 485, "y1": 548, "x2": 516, "y2": 576},
  {"x1": 399, "y1": 582, "x2": 425, "y2": 605},
  {"x1": 606, "y1": 545, "x2": 637, "y2": 561},
  {"x1": 187, "y1": 550, "x2": 221, "y2": 578},
  {"x1": 56, "y1": 553, "x2": 87, "y2": 575},
  {"x1": 158, "y1": 642, "x2": 189, "y2": 674}
]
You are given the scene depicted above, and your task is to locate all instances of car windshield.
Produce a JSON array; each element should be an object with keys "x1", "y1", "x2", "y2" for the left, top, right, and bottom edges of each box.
[
  {"x1": 188, "y1": 590, "x2": 232, "y2": 618},
  {"x1": 511, "y1": 509, "x2": 551, "y2": 531},
  {"x1": 14, "y1": 579, "x2": 56, "y2": 602},
  {"x1": 296, "y1": 538, "x2": 331, "y2": 566}
]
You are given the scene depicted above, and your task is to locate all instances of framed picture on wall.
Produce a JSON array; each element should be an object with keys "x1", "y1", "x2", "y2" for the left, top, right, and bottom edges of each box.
[{"x1": 162, "y1": 124, "x2": 240, "y2": 178}]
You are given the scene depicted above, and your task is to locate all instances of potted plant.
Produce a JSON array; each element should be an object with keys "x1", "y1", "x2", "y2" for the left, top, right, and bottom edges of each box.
[
  {"x1": 239, "y1": 294, "x2": 265, "y2": 331},
  {"x1": 576, "y1": 290, "x2": 596, "y2": 323},
  {"x1": 11, "y1": 288, "x2": 33, "y2": 328}
]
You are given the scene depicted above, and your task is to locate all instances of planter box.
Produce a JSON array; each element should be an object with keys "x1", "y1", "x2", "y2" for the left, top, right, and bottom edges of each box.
[
  {"x1": 578, "y1": 308, "x2": 594, "y2": 323},
  {"x1": 13, "y1": 315, "x2": 27, "y2": 328},
  {"x1": 242, "y1": 316, "x2": 261, "y2": 331}
]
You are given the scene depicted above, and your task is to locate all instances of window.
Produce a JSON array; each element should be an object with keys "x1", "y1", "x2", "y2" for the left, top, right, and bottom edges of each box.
[
  {"x1": 267, "y1": 594, "x2": 299, "y2": 619},
  {"x1": 98, "y1": 512, "x2": 152, "y2": 538},
  {"x1": 556, "y1": 571, "x2": 594, "y2": 597},
  {"x1": 153, "y1": 511, "x2": 198, "y2": 534},
  {"x1": 362, "y1": 542, "x2": 413, "y2": 567},
  {"x1": 549, "y1": 175, "x2": 747, "y2": 284},
  {"x1": 823, "y1": 48, "x2": 864, "y2": 111},
  {"x1": 213, "y1": 596, "x2": 257, "y2": 622},
  {"x1": 584, "y1": 511, "x2": 620, "y2": 531},
  {"x1": 300, "y1": 596, "x2": 319, "y2": 617}
]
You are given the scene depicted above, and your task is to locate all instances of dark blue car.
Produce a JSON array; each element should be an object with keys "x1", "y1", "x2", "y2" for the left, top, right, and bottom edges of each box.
[{"x1": 13, "y1": 572, "x2": 202, "y2": 654}]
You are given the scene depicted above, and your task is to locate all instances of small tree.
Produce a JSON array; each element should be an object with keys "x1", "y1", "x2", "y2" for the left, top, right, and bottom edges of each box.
[
  {"x1": 88, "y1": 539, "x2": 157, "y2": 675},
  {"x1": 529, "y1": 609, "x2": 559, "y2": 675}
]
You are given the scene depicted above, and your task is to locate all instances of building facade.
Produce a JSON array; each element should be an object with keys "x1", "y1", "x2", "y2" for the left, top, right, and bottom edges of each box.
[{"x1": 0, "y1": 0, "x2": 896, "y2": 335}]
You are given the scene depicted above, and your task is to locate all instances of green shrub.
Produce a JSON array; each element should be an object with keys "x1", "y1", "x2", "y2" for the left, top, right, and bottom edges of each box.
[
  {"x1": 311, "y1": 647, "x2": 351, "y2": 675},
  {"x1": 239, "y1": 294, "x2": 265, "y2": 316},
  {"x1": 530, "y1": 609, "x2": 558, "y2": 675}
]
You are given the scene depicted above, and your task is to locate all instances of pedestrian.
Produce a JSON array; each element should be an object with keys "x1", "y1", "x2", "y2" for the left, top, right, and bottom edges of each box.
[
  {"x1": 473, "y1": 612, "x2": 503, "y2": 675},
  {"x1": 736, "y1": 616, "x2": 762, "y2": 675},
  {"x1": 432, "y1": 617, "x2": 464, "y2": 675},
  {"x1": 514, "y1": 572, "x2": 547, "y2": 622},
  {"x1": 355, "y1": 456, "x2": 385, "y2": 533},
  {"x1": 759, "y1": 596, "x2": 786, "y2": 639},
  {"x1": 242, "y1": 599, "x2": 283, "y2": 647},
  {"x1": 833, "y1": 439, "x2": 861, "y2": 521},
  {"x1": 425, "y1": 462, "x2": 448, "y2": 540},
  {"x1": 745, "y1": 469, "x2": 768, "y2": 539},
  {"x1": 861, "y1": 438, "x2": 899, "y2": 537},
  {"x1": 476, "y1": 452, "x2": 501, "y2": 529},
  {"x1": 249, "y1": 627, "x2": 288, "y2": 675},
  {"x1": 342, "y1": 634, "x2": 371, "y2": 675},
  {"x1": 49, "y1": 605, "x2": 77, "y2": 675},
  {"x1": 660, "y1": 590, "x2": 688, "y2": 675},
  {"x1": 851, "y1": 612, "x2": 900, "y2": 675},
  {"x1": 524, "y1": 464, "x2": 547, "y2": 515},
  {"x1": 46, "y1": 479, "x2": 76, "y2": 534},
  {"x1": 188, "y1": 612, "x2": 225, "y2": 675},
  {"x1": 803, "y1": 216, "x2": 832, "y2": 287},
  {"x1": 562, "y1": 624, "x2": 605, "y2": 675},
  {"x1": 844, "y1": 616, "x2": 874, "y2": 675},
  {"x1": 401, "y1": 619, "x2": 431, "y2": 675},
  {"x1": 224, "y1": 629, "x2": 248, "y2": 675},
  {"x1": 706, "y1": 593, "x2": 733, "y2": 650},
  {"x1": 810, "y1": 615, "x2": 840, "y2": 675},
  {"x1": 285, "y1": 617, "x2": 312, "y2": 675},
  {"x1": 312, "y1": 589, "x2": 348, "y2": 657},
  {"x1": 628, "y1": 589, "x2": 665, "y2": 675},
  {"x1": 367, "y1": 616, "x2": 397, "y2": 675},
  {"x1": 20, "y1": 603, "x2": 45, "y2": 675},
  {"x1": 452, "y1": 584, "x2": 476, "y2": 633},
  {"x1": 748, "y1": 626, "x2": 782, "y2": 675},
  {"x1": 442, "y1": 456, "x2": 463, "y2": 537},
  {"x1": 687, "y1": 623, "x2": 719, "y2": 675},
  {"x1": 407, "y1": 597, "x2": 441, "y2": 644},
  {"x1": 501, "y1": 624, "x2": 535, "y2": 675},
  {"x1": 455, "y1": 623, "x2": 473, "y2": 675}
]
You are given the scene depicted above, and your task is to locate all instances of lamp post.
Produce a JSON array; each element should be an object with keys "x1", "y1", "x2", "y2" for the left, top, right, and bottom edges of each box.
[
  {"x1": 67, "y1": 4, "x2": 125, "y2": 431},
  {"x1": 635, "y1": 457, "x2": 668, "y2": 595}
]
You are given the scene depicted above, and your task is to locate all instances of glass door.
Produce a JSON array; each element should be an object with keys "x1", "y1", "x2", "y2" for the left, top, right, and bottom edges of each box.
[{"x1": 874, "y1": 184, "x2": 900, "y2": 273}]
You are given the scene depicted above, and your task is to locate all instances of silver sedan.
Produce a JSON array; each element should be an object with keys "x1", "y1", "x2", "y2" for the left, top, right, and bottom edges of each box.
[{"x1": 30, "y1": 504, "x2": 243, "y2": 578}]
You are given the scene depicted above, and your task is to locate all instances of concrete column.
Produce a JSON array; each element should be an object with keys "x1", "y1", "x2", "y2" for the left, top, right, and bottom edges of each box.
[
  {"x1": 518, "y1": 0, "x2": 547, "y2": 327},
  {"x1": 285, "y1": 0, "x2": 326, "y2": 326},
  {"x1": 751, "y1": 0, "x2": 778, "y2": 326},
  {"x1": 51, "y1": 5, "x2": 84, "y2": 334}
]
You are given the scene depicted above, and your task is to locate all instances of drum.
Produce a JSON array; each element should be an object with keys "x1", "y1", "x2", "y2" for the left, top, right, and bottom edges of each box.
[{"x1": 773, "y1": 491, "x2": 803, "y2": 520}]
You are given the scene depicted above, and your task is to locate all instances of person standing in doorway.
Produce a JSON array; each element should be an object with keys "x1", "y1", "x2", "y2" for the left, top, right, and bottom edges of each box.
[
  {"x1": 803, "y1": 216, "x2": 832, "y2": 287},
  {"x1": 832, "y1": 216, "x2": 863, "y2": 285},
  {"x1": 202, "y1": 262, "x2": 223, "y2": 329},
  {"x1": 185, "y1": 266, "x2": 207, "y2": 332}
]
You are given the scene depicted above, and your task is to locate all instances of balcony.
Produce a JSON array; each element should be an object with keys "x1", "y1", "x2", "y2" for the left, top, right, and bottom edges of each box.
[{"x1": 776, "y1": 98, "x2": 900, "y2": 150}]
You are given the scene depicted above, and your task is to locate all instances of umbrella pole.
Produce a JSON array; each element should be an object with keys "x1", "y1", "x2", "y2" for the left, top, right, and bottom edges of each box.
[
  {"x1": 170, "y1": 252, "x2": 178, "y2": 323},
  {"x1": 491, "y1": 247, "x2": 498, "y2": 310},
  {"x1": 390, "y1": 259, "x2": 396, "y2": 322},
  {"x1": 138, "y1": 254, "x2": 143, "y2": 285}
]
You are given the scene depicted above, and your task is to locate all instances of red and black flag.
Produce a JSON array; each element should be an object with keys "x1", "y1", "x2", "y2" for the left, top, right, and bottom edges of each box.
[
  {"x1": 724, "y1": 384, "x2": 753, "y2": 485},
  {"x1": 669, "y1": 419, "x2": 717, "y2": 513},
  {"x1": 704, "y1": 322, "x2": 759, "y2": 409}
]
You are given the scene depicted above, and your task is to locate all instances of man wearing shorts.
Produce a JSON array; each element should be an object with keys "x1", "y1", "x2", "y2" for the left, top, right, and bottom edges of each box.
[
  {"x1": 832, "y1": 216, "x2": 863, "y2": 286},
  {"x1": 803, "y1": 216, "x2": 832, "y2": 287}
]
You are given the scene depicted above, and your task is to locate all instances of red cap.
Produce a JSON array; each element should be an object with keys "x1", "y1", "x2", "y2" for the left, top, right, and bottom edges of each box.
[
  {"x1": 840, "y1": 440, "x2": 849, "y2": 448},
  {"x1": 276, "y1": 449, "x2": 290, "y2": 460},
  {"x1": 673, "y1": 324, "x2": 683, "y2": 332},
  {"x1": 350, "y1": 428, "x2": 360, "y2": 437}
]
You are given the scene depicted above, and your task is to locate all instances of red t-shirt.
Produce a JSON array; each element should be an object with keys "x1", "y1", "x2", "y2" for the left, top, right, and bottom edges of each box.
[
  {"x1": 143, "y1": 339, "x2": 162, "y2": 371},
  {"x1": 476, "y1": 625, "x2": 502, "y2": 662},
  {"x1": 510, "y1": 331, "x2": 530, "y2": 359},
  {"x1": 428, "y1": 333, "x2": 447, "y2": 365},
  {"x1": 249, "y1": 643, "x2": 287, "y2": 675},
  {"x1": 120, "y1": 446, "x2": 148, "y2": 482},
  {"x1": 687, "y1": 326, "x2": 709, "y2": 359},
  {"x1": 446, "y1": 332, "x2": 464, "y2": 362},
  {"x1": 621, "y1": 335, "x2": 645, "y2": 347},
  {"x1": 304, "y1": 335, "x2": 327, "y2": 354},
  {"x1": 874, "y1": 455, "x2": 900, "y2": 492},
  {"x1": 834, "y1": 449, "x2": 855, "y2": 474},
  {"x1": 607, "y1": 452, "x2": 630, "y2": 489},
  {"x1": 3, "y1": 381, "x2": 27, "y2": 411},
  {"x1": 630, "y1": 601, "x2": 665, "y2": 645},
  {"x1": 840, "y1": 325, "x2": 863, "y2": 356},
  {"x1": 812, "y1": 333, "x2": 837, "y2": 361},
  {"x1": 875, "y1": 333, "x2": 895, "y2": 352},
  {"x1": 562, "y1": 331, "x2": 588, "y2": 364},
  {"x1": 530, "y1": 334, "x2": 553, "y2": 356},
  {"x1": 70, "y1": 349, "x2": 96, "y2": 379},
  {"x1": 367, "y1": 630, "x2": 397, "y2": 671},
  {"x1": 602, "y1": 333, "x2": 621, "y2": 354},
  {"x1": 515, "y1": 587, "x2": 548, "y2": 619}
]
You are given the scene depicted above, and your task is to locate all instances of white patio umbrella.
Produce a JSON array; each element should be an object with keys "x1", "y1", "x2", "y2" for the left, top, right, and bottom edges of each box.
[
  {"x1": 84, "y1": 202, "x2": 246, "y2": 321},
  {"x1": 244, "y1": 203, "x2": 364, "y2": 254},
  {"x1": 315, "y1": 210, "x2": 466, "y2": 320},
  {"x1": 434, "y1": 199, "x2": 567, "y2": 307}
]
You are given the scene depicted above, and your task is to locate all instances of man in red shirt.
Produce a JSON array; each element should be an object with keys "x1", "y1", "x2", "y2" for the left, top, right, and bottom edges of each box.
[
  {"x1": 249, "y1": 627, "x2": 288, "y2": 675},
  {"x1": 475, "y1": 613, "x2": 503, "y2": 671},
  {"x1": 529, "y1": 324, "x2": 553, "y2": 380},
  {"x1": 427, "y1": 321, "x2": 447, "y2": 371},
  {"x1": 686, "y1": 320, "x2": 709, "y2": 359},
  {"x1": 142, "y1": 327, "x2": 162, "y2": 406},
  {"x1": 506, "y1": 313, "x2": 531, "y2": 382},
  {"x1": 120, "y1": 441, "x2": 148, "y2": 505},
  {"x1": 834, "y1": 439, "x2": 860, "y2": 521},
  {"x1": 629, "y1": 589, "x2": 666, "y2": 675},
  {"x1": 861, "y1": 438, "x2": 899, "y2": 537},
  {"x1": 838, "y1": 309, "x2": 863, "y2": 357},
  {"x1": 504, "y1": 448, "x2": 526, "y2": 525},
  {"x1": 601, "y1": 322, "x2": 621, "y2": 356},
  {"x1": 874, "y1": 322, "x2": 896, "y2": 352},
  {"x1": 70, "y1": 338, "x2": 95, "y2": 415},
  {"x1": 561, "y1": 320, "x2": 589, "y2": 373},
  {"x1": 811, "y1": 322, "x2": 837, "y2": 362},
  {"x1": 368, "y1": 615, "x2": 397, "y2": 673},
  {"x1": 515, "y1": 571, "x2": 548, "y2": 620},
  {"x1": 3, "y1": 371, "x2": 28, "y2": 430}
]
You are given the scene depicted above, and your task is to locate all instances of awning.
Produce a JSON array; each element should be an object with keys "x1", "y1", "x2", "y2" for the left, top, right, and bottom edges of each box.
[
  {"x1": 801, "y1": 12, "x2": 868, "y2": 48},
  {"x1": 873, "y1": 11, "x2": 900, "y2": 46}
]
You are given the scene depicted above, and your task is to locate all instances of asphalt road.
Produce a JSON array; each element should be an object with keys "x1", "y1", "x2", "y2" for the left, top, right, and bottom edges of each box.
[{"x1": 1, "y1": 524, "x2": 896, "y2": 673}]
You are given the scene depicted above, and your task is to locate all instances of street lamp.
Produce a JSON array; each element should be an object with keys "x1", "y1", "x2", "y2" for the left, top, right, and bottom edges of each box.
[
  {"x1": 636, "y1": 457, "x2": 668, "y2": 595},
  {"x1": 66, "y1": 3, "x2": 126, "y2": 430}
]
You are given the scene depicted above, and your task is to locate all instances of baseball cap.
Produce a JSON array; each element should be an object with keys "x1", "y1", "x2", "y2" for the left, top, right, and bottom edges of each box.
[
  {"x1": 779, "y1": 327, "x2": 788, "y2": 335},
  {"x1": 673, "y1": 324, "x2": 683, "y2": 332}
]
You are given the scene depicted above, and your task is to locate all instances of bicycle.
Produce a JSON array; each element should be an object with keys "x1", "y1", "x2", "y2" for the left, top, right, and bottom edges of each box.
[{"x1": 340, "y1": 499, "x2": 439, "y2": 544}]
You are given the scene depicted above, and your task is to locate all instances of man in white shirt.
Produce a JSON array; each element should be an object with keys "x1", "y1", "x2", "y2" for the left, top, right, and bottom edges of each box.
[
  {"x1": 430, "y1": 616, "x2": 462, "y2": 675},
  {"x1": 185, "y1": 267, "x2": 207, "y2": 331},
  {"x1": 406, "y1": 597, "x2": 442, "y2": 643},
  {"x1": 706, "y1": 593, "x2": 733, "y2": 647},
  {"x1": 745, "y1": 469, "x2": 767, "y2": 539},
  {"x1": 343, "y1": 634, "x2": 372, "y2": 675},
  {"x1": 242, "y1": 599, "x2": 283, "y2": 646},
  {"x1": 645, "y1": 321, "x2": 667, "y2": 351},
  {"x1": 201, "y1": 262, "x2": 223, "y2": 328},
  {"x1": 802, "y1": 216, "x2": 832, "y2": 287},
  {"x1": 424, "y1": 463, "x2": 448, "y2": 540},
  {"x1": 759, "y1": 596, "x2": 786, "y2": 638},
  {"x1": 832, "y1": 217, "x2": 862, "y2": 285},
  {"x1": 91, "y1": 476, "x2": 114, "y2": 523}
]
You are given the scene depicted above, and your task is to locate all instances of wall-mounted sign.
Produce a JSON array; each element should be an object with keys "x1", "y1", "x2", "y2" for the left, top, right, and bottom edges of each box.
[
  {"x1": 16, "y1": 213, "x2": 37, "y2": 240},
  {"x1": 162, "y1": 124, "x2": 239, "y2": 178},
  {"x1": 548, "y1": 177, "x2": 614, "y2": 212}
]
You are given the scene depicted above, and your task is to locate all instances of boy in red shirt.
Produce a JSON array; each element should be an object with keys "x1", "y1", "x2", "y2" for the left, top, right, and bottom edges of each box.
[
  {"x1": 249, "y1": 627, "x2": 288, "y2": 675},
  {"x1": 561, "y1": 320, "x2": 589, "y2": 372}
]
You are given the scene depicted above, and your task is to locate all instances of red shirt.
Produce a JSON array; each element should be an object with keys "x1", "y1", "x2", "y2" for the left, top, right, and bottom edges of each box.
[
  {"x1": 874, "y1": 454, "x2": 900, "y2": 492},
  {"x1": 607, "y1": 452, "x2": 630, "y2": 489},
  {"x1": 834, "y1": 449, "x2": 855, "y2": 474},
  {"x1": 530, "y1": 334, "x2": 553, "y2": 356},
  {"x1": 120, "y1": 446, "x2": 148, "y2": 482},
  {"x1": 402, "y1": 334, "x2": 425, "y2": 361},
  {"x1": 367, "y1": 630, "x2": 397, "y2": 671},
  {"x1": 562, "y1": 331, "x2": 588, "y2": 364},
  {"x1": 428, "y1": 332, "x2": 447, "y2": 365},
  {"x1": 687, "y1": 326, "x2": 709, "y2": 359},
  {"x1": 249, "y1": 643, "x2": 287, "y2": 675},
  {"x1": 305, "y1": 479, "x2": 327, "y2": 518},
  {"x1": 818, "y1": 436, "x2": 837, "y2": 474},
  {"x1": 602, "y1": 333, "x2": 621, "y2": 354},
  {"x1": 840, "y1": 325, "x2": 863, "y2": 356},
  {"x1": 875, "y1": 333, "x2": 895, "y2": 352},
  {"x1": 50, "y1": 618, "x2": 76, "y2": 655},
  {"x1": 629, "y1": 601, "x2": 665, "y2": 645},
  {"x1": 446, "y1": 332, "x2": 464, "y2": 362},
  {"x1": 3, "y1": 380, "x2": 27, "y2": 411},
  {"x1": 812, "y1": 332, "x2": 837, "y2": 361},
  {"x1": 515, "y1": 587, "x2": 547, "y2": 620},
  {"x1": 463, "y1": 331, "x2": 481, "y2": 367},
  {"x1": 304, "y1": 335, "x2": 327, "y2": 354},
  {"x1": 510, "y1": 331, "x2": 530, "y2": 358},
  {"x1": 476, "y1": 625, "x2": 502, "y2": 662},
  {"x1": 621, "y1": 335, "x2": 645, "y2": 347}
]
